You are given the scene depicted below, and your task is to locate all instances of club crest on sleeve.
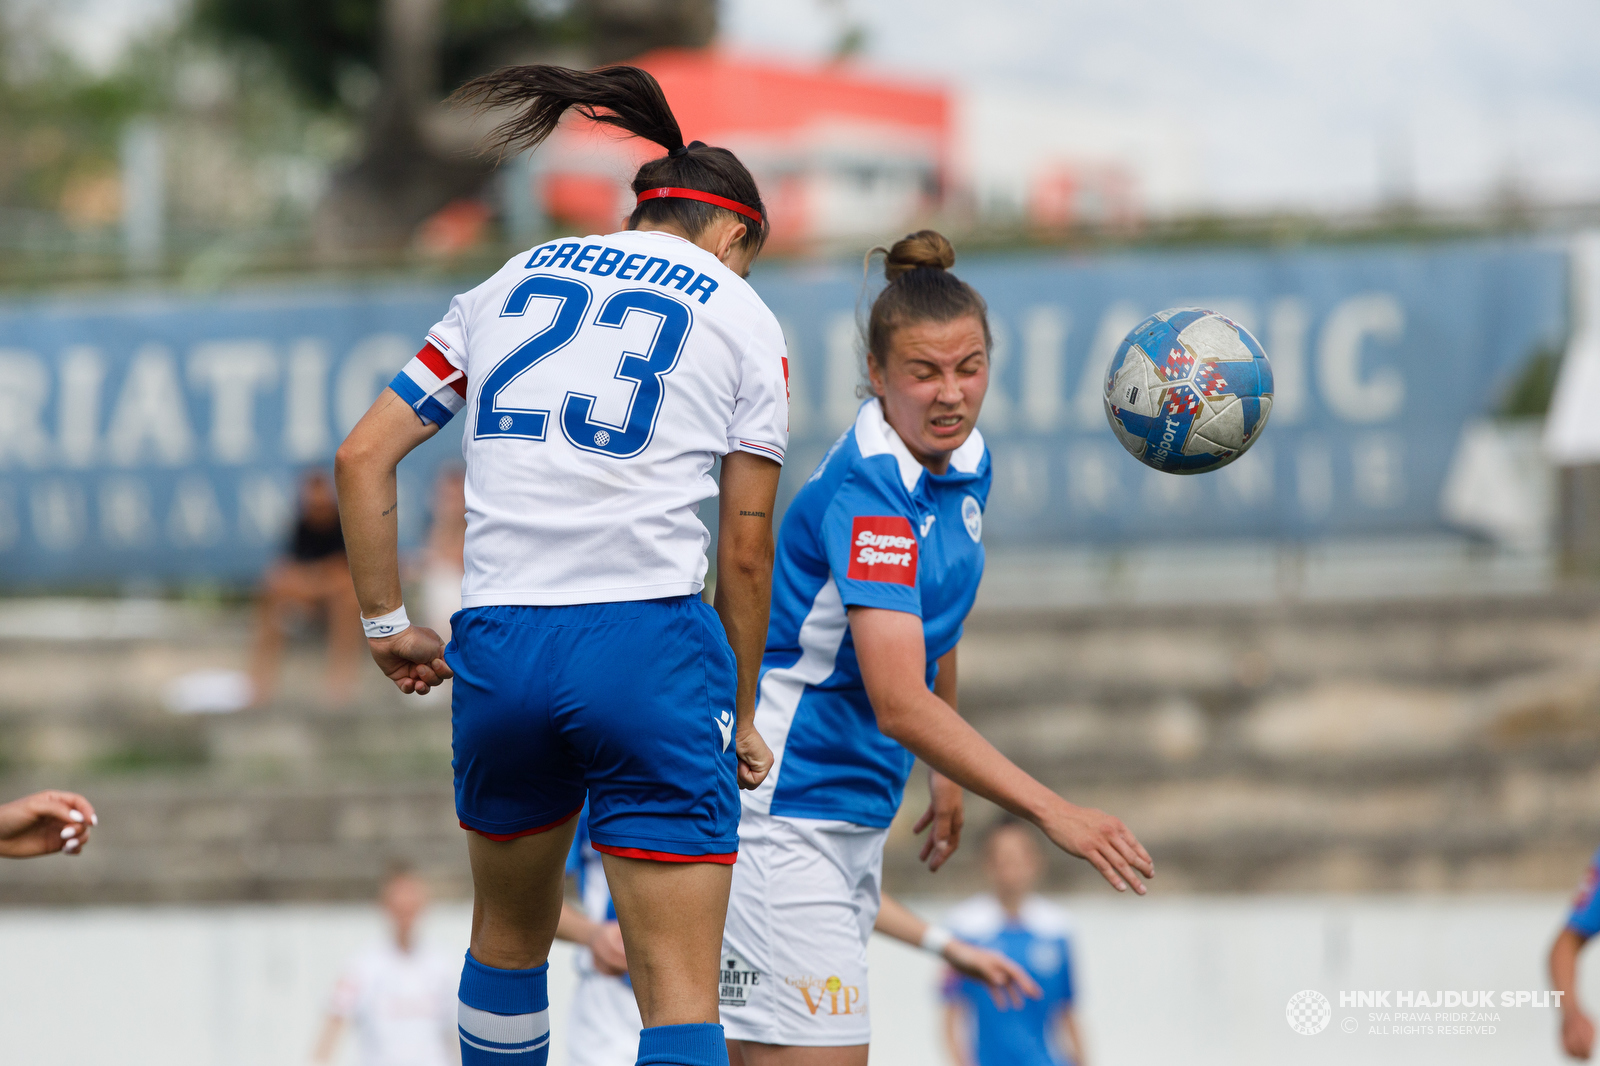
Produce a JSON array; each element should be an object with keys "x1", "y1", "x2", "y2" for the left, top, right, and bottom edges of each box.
[{"x1": 847, "y1": 516, "x2": 917, "y2": 586}]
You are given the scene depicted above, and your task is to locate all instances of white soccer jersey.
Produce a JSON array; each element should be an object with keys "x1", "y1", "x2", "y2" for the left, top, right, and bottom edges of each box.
[{"x1": 390, "y1": 229, "x2": 788, "y2": 607}]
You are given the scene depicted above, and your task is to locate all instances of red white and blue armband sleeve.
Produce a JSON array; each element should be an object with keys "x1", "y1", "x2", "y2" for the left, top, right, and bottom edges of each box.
[
  {"x1": 390, "y1": 342, "x2": 466, "y2": 426},
  {"x1": 1568, "y1": 850, "x2": 1600, "y2": 937},
  {"x1": 822, "y1": 467, "x2": 921, "y2": 616},
  {"x1": 726, "y1": 312, "x2": 788, "y2": 464}
]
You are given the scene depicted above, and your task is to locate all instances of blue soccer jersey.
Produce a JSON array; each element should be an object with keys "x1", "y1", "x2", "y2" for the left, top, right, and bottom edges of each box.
[
  {"x1": 943, "y1": 895, "x2": 1077, "y2": 1066},
  {"x1": 745, "y1": 400, "x2": 990, "y2": 828},
  {"x1": 1568, "y1": 847, "x2": 1600, "y2": 937}
]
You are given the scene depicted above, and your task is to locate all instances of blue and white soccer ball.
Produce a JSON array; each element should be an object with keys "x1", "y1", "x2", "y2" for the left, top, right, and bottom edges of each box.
[{"x1": 1103, "y1": 307, "x2": 1274, "y2": 475}]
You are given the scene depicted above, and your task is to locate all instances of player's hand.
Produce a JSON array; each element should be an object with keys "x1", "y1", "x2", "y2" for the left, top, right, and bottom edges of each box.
[
  {"x1": 0, "y1": 790, "x2": 97, "y2": 858},
  {"x1": 588, "y1": 920, "x2": 629, "y2": 977},
  {"x1": 1564, "y1": 1007, "x2": 1595, "y2": 1059},
  {"x1": 1039, "y1": 800, "x2": 1153, "y2": 895},
  {"x1": 942, "y1": 940, "x2": 1043, "y2": 1010},
  {"x1": 735, "y1": 725, "x2": 773, "y2": 790},
  {"x1": 913, "y1": 770, "x2": 964, "y2": 872},
  {"x1": 367, "y1": 626, "x2": 453, "y2": 695}
]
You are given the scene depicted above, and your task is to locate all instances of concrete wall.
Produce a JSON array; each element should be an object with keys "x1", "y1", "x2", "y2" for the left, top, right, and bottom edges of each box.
[{"x1": 0, "y1": 895, "x2": 1591, "y2": 1066}]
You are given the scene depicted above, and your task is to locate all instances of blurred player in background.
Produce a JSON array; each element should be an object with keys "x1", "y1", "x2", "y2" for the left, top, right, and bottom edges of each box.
[
  {"x1": 336, "y1": 64, "x2": 786, "y2": 1066},
  {"x1": 1550, "y1": 846, "x2": 1600, "y2": 1059},
  {"x1": 942, "y1": 819, "x2": 1085, "y2": 1066},
  {"x1": 314, "y1": 862, "x2": 458, "y2": 1066},
  {"x1": 249, "y1": 467, "x2": 363, "y2": 706},
  {"x1": 0, "y1": 789, "x2": 96, "y2": 857},
  {"x1": 722, "y1": 231, "x2": 1150, "y2": 1066}
]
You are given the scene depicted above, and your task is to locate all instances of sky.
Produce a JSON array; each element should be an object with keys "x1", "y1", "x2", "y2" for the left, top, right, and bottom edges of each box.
[
  {"x1": 24, "y1": 0, "x2": 1600, "y2": 216},
  {"x1": 723, "y1": 0, "x2": 1600, "y2": 214}
]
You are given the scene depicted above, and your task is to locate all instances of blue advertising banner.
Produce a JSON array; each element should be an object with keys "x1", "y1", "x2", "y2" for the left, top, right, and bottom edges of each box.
[{"x1": 0, "y1": 239, "x2": 1568, "y2": 586}]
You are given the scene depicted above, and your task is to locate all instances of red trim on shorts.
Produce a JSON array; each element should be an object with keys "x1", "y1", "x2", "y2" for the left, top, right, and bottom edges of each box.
[
  {"x1": 417, "y1": 343, "x2": 468, "y2": 398},
  {"x1": 593, "y1": 843, "x2": 738, "y2": 865},
  {"x1": 460, "y1": 805, "x2": 582, "y2": 842}
]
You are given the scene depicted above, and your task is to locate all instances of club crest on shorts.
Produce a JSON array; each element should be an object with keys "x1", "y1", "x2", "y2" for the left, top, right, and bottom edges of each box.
[{"x1": 846, "y1": 516, "x2": 917, "y2": 586}]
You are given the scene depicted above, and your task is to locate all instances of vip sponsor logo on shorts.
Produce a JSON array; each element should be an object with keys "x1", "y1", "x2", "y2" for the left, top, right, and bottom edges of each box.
[
  {"x1": 719, "y1": 951, "x2": 760, "y2": 1008},
  {"x1": 784, "y1": 974, "x2": 863, "y2": 1017},
  {"x1": 846, "y1": 516, "x2": 917, "y2": 586}
]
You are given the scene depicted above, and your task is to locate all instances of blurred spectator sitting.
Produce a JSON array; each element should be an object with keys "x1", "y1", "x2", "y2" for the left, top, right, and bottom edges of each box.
[
  {"x1": 249, "y1": 468, "x2": 363, "y2": 706},
  {"x1": 417, "y1": 465, "x2": 466, "y2": 647},
  {"x1": 942, "y1": 818, "x2": 1086, "y2": 1066},
  {"x1": 313, "y1": 861, "x2": 458, "y2": 1066},
  {"x1": 0, "y1": 790, "x2": 96, "y2": 858}
]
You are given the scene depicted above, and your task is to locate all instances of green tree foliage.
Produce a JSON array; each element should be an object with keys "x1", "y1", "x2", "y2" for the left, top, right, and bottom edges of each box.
[{"x1": 192, "y1": 0, "x2": 577, "y2": 108}]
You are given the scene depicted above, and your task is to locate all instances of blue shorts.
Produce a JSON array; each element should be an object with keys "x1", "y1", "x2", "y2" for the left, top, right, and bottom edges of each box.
[{"x1": 447, "y1": 595, "x2": 740, "y2": 861}]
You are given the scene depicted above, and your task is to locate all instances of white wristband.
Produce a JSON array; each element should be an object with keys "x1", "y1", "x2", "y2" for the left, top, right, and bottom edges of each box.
[
  {"x1": 362, "y1": 606, "x2": 411, "y2": 639},
  {"x1": 920, "y1": 925, "x2": 954, "y2": 956}
]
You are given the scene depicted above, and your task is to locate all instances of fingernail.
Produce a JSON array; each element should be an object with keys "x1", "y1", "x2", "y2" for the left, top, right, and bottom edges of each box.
[
  {"x1": 63, "y1": 839, "x2": 79, "y2": 852},
  {"x1": 90, "y1": 814, "x2": 98, "y2": 826},
  {"x1": 68, "y1": 810, "x2": 84, "y2": 823},
  {"x1": 60, "y1": 826, "x2": 76, "y2": 839}
]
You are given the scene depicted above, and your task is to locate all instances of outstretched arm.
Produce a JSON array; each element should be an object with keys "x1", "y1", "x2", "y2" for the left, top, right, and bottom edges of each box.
[
  {"x1": 851, "y1": 607, "x2": 1153, "y2": 894},
  {"x1": 714, "y1": 451, "x2": 781, "y2": 790},
  {"x1": 1552, "y1": 927, "x2": 1593, "y2": 1059},
  {"x1": 910, "y1": 644, "x2": 964, "y2": 872},
  {"x1": 874, "y1": 894, "x2": 1041, "y2": 1008},
  {"x1": 334, "y1": 388, "x2": 452, "y2": 695}
]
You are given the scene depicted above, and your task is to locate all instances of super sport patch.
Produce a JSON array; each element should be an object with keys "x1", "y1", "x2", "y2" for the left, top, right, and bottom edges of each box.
[{"x1": 847, "y1": 516, "x2": 918, "y2": 586}]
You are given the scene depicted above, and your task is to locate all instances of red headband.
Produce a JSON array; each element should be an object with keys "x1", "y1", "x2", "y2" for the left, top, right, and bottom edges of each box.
[{"x1": 636, "y1": 187, "x2": 763, "y2": 226}]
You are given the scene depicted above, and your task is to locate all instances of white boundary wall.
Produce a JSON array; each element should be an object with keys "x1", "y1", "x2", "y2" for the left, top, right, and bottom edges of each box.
[{"x1": 0, "y1": 894, "x2": 1592, "y2": 1066}]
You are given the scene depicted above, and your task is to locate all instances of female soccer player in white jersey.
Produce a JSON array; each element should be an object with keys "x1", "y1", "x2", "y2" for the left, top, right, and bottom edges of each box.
[
  {"x1": 720, "y1": 232, "x2": 1154, "y2": 1066},
  {"x1": 335, "y1": 66, "x2": 787, "y2": 1066}
]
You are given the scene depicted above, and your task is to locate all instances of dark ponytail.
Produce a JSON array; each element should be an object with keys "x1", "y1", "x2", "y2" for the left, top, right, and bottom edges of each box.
[
  {"x1": 452, "y1": 65, "x2": 768, "y2": 251},
  {"x1": 865, "y1": 230, "x2": 991, "y2": 371}
]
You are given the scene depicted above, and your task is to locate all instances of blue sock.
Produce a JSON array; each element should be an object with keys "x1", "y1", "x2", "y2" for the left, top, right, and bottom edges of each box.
[
  {"x1": 457, "y1": 951, "x2": 550, "y2": 1064},
  {"x1": 636, "y1": 1023, "x2": 728, "y2": 1066}
]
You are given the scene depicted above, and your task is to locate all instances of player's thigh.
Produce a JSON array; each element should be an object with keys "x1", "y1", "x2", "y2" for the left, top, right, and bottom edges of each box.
[
  {"x1": 600, "y1": 852, "x2": 730, "y2": 1025},
  {"x1": 555, "y1": 596, "x2": 740, "y2": 860},
  {"x1": 729, "y1": 1043, "x2": 868, "y2": 1066}
]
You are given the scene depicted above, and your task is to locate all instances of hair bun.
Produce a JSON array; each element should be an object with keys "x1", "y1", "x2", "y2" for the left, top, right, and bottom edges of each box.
[{"x1": 882, "y1": 230, "x2": 955, "y2": 281}]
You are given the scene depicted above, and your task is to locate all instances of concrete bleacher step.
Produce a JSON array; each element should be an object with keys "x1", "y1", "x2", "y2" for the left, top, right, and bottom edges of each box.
[{"x1": 2, "y1": 592, "x2": 1600, "y2": 902}]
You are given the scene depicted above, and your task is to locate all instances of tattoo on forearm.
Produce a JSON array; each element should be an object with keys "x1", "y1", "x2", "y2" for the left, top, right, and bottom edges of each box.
[
  {"x1": 381, "y1": 501, "x2": 398, "y2": 518},
  {"x1": 738, "y1": 510, "x2": 766, "y2": 518}
]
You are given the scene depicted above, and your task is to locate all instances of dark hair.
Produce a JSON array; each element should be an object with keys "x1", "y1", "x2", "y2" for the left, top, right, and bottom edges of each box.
[
  {"x1": 452, "y1": 64, "x2": 768, "y2": 252},
  {"x1": 865, "y1": 230, "x2": 991, "y2": 372}
]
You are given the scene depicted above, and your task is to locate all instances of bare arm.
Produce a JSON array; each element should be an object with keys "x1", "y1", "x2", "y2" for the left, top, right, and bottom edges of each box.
[
  {"x1": 911, "y1": 645, "x2": 964, "y2": 871},
  {"x1": 334, "y1": 388, "x2": 452, "y2": 695},
  {"x1": 556, "y1": 902, "x2": 628, "y2": 977},
  {"x1": 714, "y1": 451, "x2": 781, "y2": 789},
  {"x1": 943, "y1": 1003, "x2": 974, "y2": 1066},
  {"x1": 1058, "y1": 1008, "x2": 1087, "y2": 1066},
  {"x1": 874, "y1": 894, "x2": 1041, "y2": 1008},
  {"x1": 311, "y1": 1014, "x2": 345, "y2": 1064},
  {"x1": 1553, "y1": 927, "x2": 1594, "y2": 1059},
  {"x1": 850, "y1": 607, "x2": 1153, "y2": 894}
]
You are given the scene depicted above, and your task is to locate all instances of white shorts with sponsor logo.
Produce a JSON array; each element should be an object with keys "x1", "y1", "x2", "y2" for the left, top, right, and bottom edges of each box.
[{"x1": 719, "y1": 808, "x2": 889, "y2": 1047}]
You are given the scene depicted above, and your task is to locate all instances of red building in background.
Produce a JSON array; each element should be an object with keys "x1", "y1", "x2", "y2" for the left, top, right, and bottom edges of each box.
[{"x1": 531, "y1": 49, "x2": 951, "y2": 248}]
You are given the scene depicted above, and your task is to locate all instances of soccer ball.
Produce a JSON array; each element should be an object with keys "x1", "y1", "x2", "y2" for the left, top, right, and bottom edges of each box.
[{"x1": 1103, "y1": 307, "x2": 1274, "y2": 475}]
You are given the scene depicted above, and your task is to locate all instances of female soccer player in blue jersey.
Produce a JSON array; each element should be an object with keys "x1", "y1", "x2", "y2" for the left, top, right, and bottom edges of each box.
[
  {"x1": 720, "y1": 231, "x2": 1153, "y2": 1066},
  {"x1": 336, "y1": 67, "x2": 787, "y2": 1066}
]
